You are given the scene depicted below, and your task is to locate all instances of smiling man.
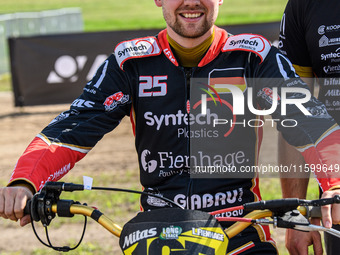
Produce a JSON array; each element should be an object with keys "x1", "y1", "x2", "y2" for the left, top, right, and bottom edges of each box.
[
  {"x1": 158, "y1": 0, "x2": 220, "y2": 44},
  {"x1": 1, "y1": 1, "x2": 340, "y2": 254}
]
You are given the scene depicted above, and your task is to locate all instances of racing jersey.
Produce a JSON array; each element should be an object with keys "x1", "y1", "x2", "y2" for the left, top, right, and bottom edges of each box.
[
  {"x1": 279, "y1": 0, "x2": 340, "y2": 123},
  {"x1": 9, "y1": 26, "x2": 340, "y2": 219}
]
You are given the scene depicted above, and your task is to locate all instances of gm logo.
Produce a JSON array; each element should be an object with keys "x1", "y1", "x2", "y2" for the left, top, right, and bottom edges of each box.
[{"x1": 47, "y1": 54, "x2": 108, "y2": 84}]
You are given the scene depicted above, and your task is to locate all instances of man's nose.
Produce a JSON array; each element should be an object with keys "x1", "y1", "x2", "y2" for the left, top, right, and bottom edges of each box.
[{"x1": 183, "y1": 0, "x2": 201, "y2": 6}]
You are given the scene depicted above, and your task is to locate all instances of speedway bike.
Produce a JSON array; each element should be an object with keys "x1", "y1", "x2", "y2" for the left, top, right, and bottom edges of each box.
[{"x1": 24, "y1": 181, "x2": 340, "y2": 254}]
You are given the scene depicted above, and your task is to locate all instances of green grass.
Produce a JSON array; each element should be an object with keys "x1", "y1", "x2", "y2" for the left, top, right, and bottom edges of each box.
[
  {"x1": 52, "y1": 173, "x2": 141, "y2": 221},
  {"x1": 0, "y1": 0, "x2": 287, "y2": 92},
  {"x1": 0, "y1": 0, "x2": 287, "y2": 31},
  {"x1": 260, "y1": 177, "x2": 320, "y2": 255},
  {"x1": 31, "y1": 242, "x2": 112, "y2": 255},
  {"x1": 0, "y1": 74, "x2": 11, "y2": 91},
  {"x1": 1, "y1": 1, "x2": 309, "y2": 254},
  {"x1": 260, "y1": 177, "x2": 320, "y2": 201}
]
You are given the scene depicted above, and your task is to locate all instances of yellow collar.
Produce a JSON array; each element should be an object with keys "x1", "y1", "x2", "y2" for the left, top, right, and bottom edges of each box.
[{"x1": 167, "y1": 31, "x2": 215, "y2": 67}]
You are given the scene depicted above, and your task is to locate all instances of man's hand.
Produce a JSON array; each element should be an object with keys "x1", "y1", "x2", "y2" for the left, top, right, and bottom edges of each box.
[
  {"x1": 321, "y1": 189, "x2": 340, "y2": 228},
  {"x1": 285, "y1": 218, "x2": 323, "y2": 255},
  {"x1": 0, "y1": 186, "x2": 33, "y2": 226}
]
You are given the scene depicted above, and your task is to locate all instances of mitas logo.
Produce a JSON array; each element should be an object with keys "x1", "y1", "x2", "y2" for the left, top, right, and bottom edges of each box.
[{"x1": 123, "y1": 228, "x2": 157, "y2": 249}]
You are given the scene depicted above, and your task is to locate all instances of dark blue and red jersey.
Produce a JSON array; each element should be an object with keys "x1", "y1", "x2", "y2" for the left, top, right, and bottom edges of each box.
[
  {"x1": 279, "y1": 0, "x2": 340, "y2": 123},
  {"x1": 9, "y1": 26, "x2": 340, "y2": 216}
]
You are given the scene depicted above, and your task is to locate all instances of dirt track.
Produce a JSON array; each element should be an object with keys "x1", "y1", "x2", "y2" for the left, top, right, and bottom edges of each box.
[
  {"x1": 0, "y1": 91, "x2": 140, "y2": 254},
  {"x1": 0, "y1": 91, "x2": 286, "y2": 254}
]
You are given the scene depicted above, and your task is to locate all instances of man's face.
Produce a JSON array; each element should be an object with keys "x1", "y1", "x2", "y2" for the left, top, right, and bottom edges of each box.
[{"x1": 156, "y1": 0, "x2": 223, "y2": 39}]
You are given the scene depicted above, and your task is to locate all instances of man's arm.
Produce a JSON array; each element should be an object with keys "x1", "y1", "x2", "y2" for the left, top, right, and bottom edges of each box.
[
  {"x1": 278, "y1": 76, "x2": 323, "y2": 255},
  {"x1": 0, "y1": 54, "x2": 132, "y2": 225},
  {"x1": 279, "y1": 133, "x2": 309, "y2": 199},
  {"x1": 279, "y1": 76, "x2": 314, "y2": 199},
  {"x1": 278, "y1": 133, "x2": 323, "y2": 255}
]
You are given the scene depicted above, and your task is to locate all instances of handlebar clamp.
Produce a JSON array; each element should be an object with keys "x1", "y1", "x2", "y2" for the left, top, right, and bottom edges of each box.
[
  {"x1": 28, "y1": 182, "x2": 64, "y2": 226},
  {"x1": 334, "y1": 195, "x2": 340, "y2": 203}
]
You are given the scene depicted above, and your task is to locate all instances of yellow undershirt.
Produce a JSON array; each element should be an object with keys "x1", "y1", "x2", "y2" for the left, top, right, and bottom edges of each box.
[{"x1": 167, "y1": 30, "x2": 215, "y2": 67}]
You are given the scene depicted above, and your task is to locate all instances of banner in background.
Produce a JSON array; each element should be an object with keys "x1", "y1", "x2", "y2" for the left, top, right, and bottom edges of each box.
[{"x1": 9, "y1": 22, "x2": 279, "y2": 106}]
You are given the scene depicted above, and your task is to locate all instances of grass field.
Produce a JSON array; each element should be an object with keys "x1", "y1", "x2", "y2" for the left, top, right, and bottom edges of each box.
[
  {"x1": 1, "y1": 0, "x2": 287, "y2": 31},
  {"x1": 0, "y1": 0, "x2": 288, "y2": 90},
  {"x1": 0, "y1": 1, "x2": 323, "y2": 254}
]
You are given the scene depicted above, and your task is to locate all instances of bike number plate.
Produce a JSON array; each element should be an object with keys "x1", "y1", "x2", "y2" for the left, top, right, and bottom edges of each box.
[{"x1": 119, "y1": 208, "x2": 228, "y2": 255}]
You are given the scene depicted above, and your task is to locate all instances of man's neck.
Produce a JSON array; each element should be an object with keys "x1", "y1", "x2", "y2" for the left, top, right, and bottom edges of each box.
[
  {"x1": 166, "y1": 26, "x2": 215, "y2": 48},
  {"x1": 167, "y1": 29, "x2": 215, "y2": 68}
]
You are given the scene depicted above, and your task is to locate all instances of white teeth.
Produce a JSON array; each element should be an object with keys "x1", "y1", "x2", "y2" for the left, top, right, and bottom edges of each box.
[{"x1": 182, "y1": 13, "x2": 201, "y2": 18}]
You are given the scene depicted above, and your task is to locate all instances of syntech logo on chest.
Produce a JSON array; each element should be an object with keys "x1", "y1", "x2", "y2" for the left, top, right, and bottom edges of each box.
[{"x1": 115, "y1": 37, "x2": 161, "y2": 68}]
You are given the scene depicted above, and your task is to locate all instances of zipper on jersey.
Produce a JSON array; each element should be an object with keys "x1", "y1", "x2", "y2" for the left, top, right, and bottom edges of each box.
[
  {"x1": 182, "y1": 66, "x2": 196, "y2": 205},
  {"x1": 184, "y1": 67, "x2": 193, "y2": 97}
]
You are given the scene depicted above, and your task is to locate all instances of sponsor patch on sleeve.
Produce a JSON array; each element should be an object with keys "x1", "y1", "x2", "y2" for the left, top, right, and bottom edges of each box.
[
  {"x1": 222, "y1": 34, "x2": 271, "y2": 62},
  {"x1": 115, "y1": 36, "x2": 161, "y2": 69},
  {"x1": 103, "y1": 91, "x2": 129, "y2": 111}
]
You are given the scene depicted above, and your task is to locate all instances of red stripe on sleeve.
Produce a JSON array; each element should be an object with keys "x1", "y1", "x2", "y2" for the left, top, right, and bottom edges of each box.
[
  {"x1": 9, "y1": 137, "x2": 86, "y2": 191},
  {"x1": 301, "y1": 130, "x2": 340, "y2": 192}
]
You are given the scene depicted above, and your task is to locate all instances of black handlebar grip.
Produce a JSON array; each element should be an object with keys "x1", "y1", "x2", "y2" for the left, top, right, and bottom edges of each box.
[
  {"x1": 334, "y1": 195, "x2": 340, "y2": 203},
  {"x1": 44, "y1": 182, "x2": 84, "y2": 192},
  {"x1": 243, "y1": 198, "x2": 300, "y2": 211},
  {"x1": 24, "y1": 200, "x2": 31, "y2": 215}
]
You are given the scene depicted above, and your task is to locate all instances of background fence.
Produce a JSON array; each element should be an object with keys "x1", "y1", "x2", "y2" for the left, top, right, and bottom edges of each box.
[
  {"x1": 9, "y1": 22, "x2": 280, "y2": 107},
  {"x1": 0, "y1": 8, "x2": 84, "y2": 75}
]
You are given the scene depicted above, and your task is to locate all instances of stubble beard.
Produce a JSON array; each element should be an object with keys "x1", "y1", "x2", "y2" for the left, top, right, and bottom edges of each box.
[
  {"x1": 163, "y1": 8, "x2": 214, "y2": 39},
  {"x1": 169, "y1": 18, "x2": 212, "y2": 39}
]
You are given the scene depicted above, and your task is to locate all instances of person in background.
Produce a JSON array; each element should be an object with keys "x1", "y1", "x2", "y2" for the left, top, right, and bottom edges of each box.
[
  {"x1": 1, "y1": 1, "x2": 340, "y2": 254},
  {"x1": 279, "y1": 0, "x2": 340, "y2": 254}
]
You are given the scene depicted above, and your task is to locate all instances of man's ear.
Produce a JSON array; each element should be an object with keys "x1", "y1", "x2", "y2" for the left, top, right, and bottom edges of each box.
[{"x1": 154, "y1": 0, "x2": 162, "y2": 7}]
